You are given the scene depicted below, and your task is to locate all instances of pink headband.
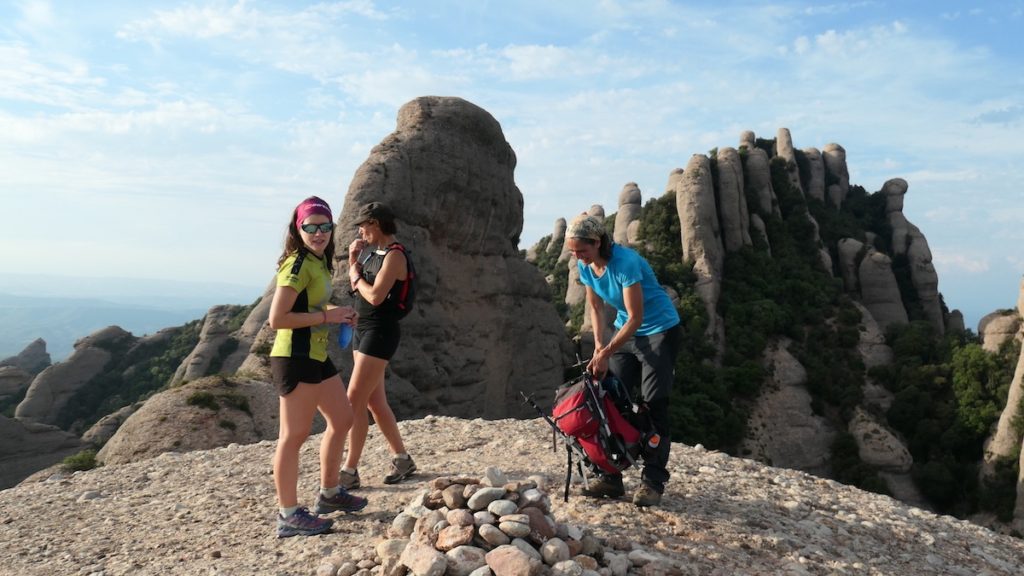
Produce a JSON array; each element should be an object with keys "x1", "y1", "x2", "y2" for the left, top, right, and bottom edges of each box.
[{"x1": 295, "y1": 196, "x2": 333, "y2": 230}]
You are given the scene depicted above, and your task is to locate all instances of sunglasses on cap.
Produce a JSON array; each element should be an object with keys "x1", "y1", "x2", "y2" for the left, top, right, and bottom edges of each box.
[{"x1": 300, "y1": 222, "x2": 335, "y2": 234}]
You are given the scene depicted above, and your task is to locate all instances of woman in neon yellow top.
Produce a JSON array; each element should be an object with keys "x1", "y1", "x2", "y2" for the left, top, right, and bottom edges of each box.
[{"x1": 267, "y1": 196, "x2": 367, "y2": 538}]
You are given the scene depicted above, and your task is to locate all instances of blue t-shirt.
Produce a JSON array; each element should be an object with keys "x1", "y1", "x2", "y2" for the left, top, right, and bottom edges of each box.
[{"x1": 576, "y1": 244, "x2": 680, "y2": 336}]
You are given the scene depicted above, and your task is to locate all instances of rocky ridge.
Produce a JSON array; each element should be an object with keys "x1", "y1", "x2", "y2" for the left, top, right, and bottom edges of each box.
[{"x1": 3, "y1": 417, "x2": 1022, "y2": 576}]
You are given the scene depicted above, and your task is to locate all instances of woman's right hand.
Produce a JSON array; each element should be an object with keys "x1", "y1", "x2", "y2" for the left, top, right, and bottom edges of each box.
[
  {"x1": 348, "y1": 238, "x2": 367, "y2": 264},
  {"x1": 325, "y1": 305, "x2": 356, "y2": 325}
]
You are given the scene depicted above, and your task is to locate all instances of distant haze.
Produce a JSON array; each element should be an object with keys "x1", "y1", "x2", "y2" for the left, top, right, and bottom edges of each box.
[{"x1": 0, "y1": 273, "x2": 266, "y2": 361}]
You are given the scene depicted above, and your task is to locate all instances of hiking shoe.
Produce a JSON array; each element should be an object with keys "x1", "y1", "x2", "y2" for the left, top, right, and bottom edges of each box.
[
  {"x1": 339, "y1": 468, "x2": 360, "y2": 490},
  {"x1": 383, "y1": 455, "x2": 417, "y2": 484},
  {"x1": 277, "y1": 507, "x2": 333, "y2": 538},
  {"x1": 581, "y1": 474, "x2": 625, "y2": 499},
  {"x1": 314, "y1": 487, "x2": 368, "y2": 514},
  {"x1": 633, "y1": 483, "x2": 662, "y2": 507}
]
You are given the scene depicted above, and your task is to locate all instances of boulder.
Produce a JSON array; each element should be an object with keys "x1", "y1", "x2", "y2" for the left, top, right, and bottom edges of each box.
[
  {"x1": 0, "y1": 414, "x2": 82, "y2": 489},
  {"x1": 848, "y1": 407, "x2": 912, "y2": 472},
  {"x1": 822, "y1": 143, "x2": 849, "y2": 208},
  {"x1": 0, "y1": 338, "x2": 51, "y2": 375},
  {"x1": 802, "y1": 147, "x2": 825, "y2": 202},
  {"x1": 858, "y1": 250, "x2": 908, "y2": 332},
  {"x1": 0, "y1": 366, "x2": 32, "y2": 406},
  {"x1": 81, "y1": 402, "x2": 141, "y2": 447},
  {"x1": 565, "y1": 256, "x2": 585, "y2": 307},
  {"x1": 740, "y1": 339, "x2": 835, "y2": 475},
  {"x1": 715, "y1": 147, "x2": 751, "y2": 252},
  {"x1": 97, "y1": 376, "x2": 278, "y2": 465},
  {"x1": 978, "y1": 311, "x2": 1021, "y2": 353},
  {"x1": 738, "y1": 130, "x2": 756, "y2": 151},
  {"x1": 613, "y1": 183, "x2": 642, "y2": 247},
  {"x1": 306, "y1": 96, "x2": 570, "y2": 419},
  {"x1": 853, "y1": 301, "x2": 894, "y2": 371}
]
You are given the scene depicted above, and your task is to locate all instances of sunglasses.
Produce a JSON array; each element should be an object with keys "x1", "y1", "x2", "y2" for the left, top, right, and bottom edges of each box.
[{"x1": 300, "y1": 222, "x2": 335, "y2": 234}]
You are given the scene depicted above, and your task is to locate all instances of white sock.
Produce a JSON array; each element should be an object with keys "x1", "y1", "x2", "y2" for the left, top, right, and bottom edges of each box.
[
  {"x1": 321, "y1": 485, "x2": 340, "y2": 498},
  {"x1": 342, "y1": 467, "x2": 357, "y2": 475},
  {"x1": 280, "y1": 505, "x2": 299, "y2": 518},
  {"x1": 395, "y1": 452, "x2": 409, "y2": 460}
]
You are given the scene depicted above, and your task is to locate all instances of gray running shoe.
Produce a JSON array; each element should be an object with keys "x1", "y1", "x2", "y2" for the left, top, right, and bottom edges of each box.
[
  {"x1": 277, "y1": 507, "x2": 333, "y2": 538},
  {"x1": 314, "y1": 487, "x2": 368, "y2": 514},
  {"x1": 633, "y1": 483, "x2": 663, "y2": 507},
  {"x1": 339, "y1": 468, "x2": 360, "y2": 490},
  {"x1": 383, "y1": 455, "x2": 417, "y2": 484}
]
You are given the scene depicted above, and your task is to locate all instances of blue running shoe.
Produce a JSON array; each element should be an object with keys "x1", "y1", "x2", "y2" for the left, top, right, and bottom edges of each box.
[
  {"x1": 314, "y1": 486, "x2": 368, "y2": 514},
  {"x1": 277, "y1": 507, "x2": 333, "y2": 538}
]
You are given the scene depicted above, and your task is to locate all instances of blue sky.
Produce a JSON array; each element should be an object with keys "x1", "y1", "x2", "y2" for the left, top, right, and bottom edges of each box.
[{"x1": 1, "y1": 0, "x2": 1021, "y2": 331}]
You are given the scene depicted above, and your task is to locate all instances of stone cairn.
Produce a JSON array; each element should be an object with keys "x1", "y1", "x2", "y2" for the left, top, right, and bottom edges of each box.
[{"x1": 318, "y1": 467, "x2": 677, "y2": 576}]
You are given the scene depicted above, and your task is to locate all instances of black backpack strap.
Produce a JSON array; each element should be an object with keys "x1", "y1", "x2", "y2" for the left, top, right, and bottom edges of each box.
[{"x1": 289, "y1": 249, "x2": 307, "y2": 276}]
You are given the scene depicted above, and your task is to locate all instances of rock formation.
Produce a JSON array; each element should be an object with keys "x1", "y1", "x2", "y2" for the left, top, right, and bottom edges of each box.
[
  {"x1": 0, "y1": 366, "x2": 32, "y2": 407},
  {"x1": 837, "y1": 237, "x2": 865, "y2": 293},
  {"x1": 741, "y1": 340, "x2": 835, "y2": 476},
  {"x1": 170, "y1": 304, "x2": 248, "y2": 386},
  {"x1": 613, "y1": 183, "x2": 642, "y2": 246},
  {"x1": 98, "y1": 376, "x2": 279, "y2": 465},
  {"x1": 775, "y1": 128, "x2": 803, "y2": 198},
  {"x1": 858, "y1": 249, "x2": 909, "y2": 332},
  {"x1": 978, "y1": 310, "x2": 1020, "y2": 353},
  {"x1": 981, "y1": 279, "x2": 1024, "y2": 502},
  {"x1": 883, "y1": 178, "x2": 943, "y2": 335},
  {"x1": 672, "y1": 157, "x2": 725, "y2": 350},
  {"x1": 0, "y1": 337, "x2": 51, "y2": 375},
  {"x1": 803, "y1": 147, "x2": 826, "y2": 202},
  {"x1": 822, "y1": 143, "x2": 849, "y2": 208},
  {"x1": 744, "y1": 146, "x2": 778, "y2": 217},
  {"x1": 81, "y1": 403, "x2": 141, "y2": 447},
  {"x1": 715, "y1": 146, "x2": 751, "y2": 252},
  {"x1": 564, "y1": 256, "x2": 585, "y2": 307},
  {"x1": 242, "y1": 96, "x2": 574, "y2": 420},
  {"x1": 14, "y1": 326, "x2": 128, "y2": 425},
  {"x1": 0, "y1": 414, "x2": 82, "y2": 489}
]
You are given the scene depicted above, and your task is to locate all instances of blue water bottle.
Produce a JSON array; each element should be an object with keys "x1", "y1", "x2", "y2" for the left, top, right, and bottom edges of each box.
[{"x1": 337, "y1": 323, "x2": 352, "y2": 349}]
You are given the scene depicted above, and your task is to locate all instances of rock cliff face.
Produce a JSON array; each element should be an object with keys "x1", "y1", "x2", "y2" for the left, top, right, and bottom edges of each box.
[
  {"x1": 980, "y1": 279, "x2": 1024, "y2": 519},
  {"x1": 170, "y1": 304, "x2": 251, "y2": 386},
  {"x1": 232, "y1": 97, "x2": 573, "y2": 421}
]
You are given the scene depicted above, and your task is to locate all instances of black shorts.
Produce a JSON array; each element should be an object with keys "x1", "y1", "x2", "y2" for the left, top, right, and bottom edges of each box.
[
  {"x1": 270, "y1": 356, "x2": 339, "y2": 396},
  {"x1": 354, "y1": 322, "x2": 401, "y2": 360}
]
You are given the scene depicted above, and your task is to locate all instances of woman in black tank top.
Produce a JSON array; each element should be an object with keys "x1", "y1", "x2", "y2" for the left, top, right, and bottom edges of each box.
[{"x1": 341, "y1": 202, "x2": 417, "y2": 488}]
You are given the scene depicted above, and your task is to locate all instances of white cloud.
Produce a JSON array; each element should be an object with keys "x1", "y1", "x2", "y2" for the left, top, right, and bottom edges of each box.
[{"x1": 933, "y1": 252, "x2": 990, "y2": 274}]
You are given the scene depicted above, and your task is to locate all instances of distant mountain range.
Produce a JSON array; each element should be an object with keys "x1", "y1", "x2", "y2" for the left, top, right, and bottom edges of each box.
[{"x1": 0, "y1": 273, "x2": 265, "y2": 360}]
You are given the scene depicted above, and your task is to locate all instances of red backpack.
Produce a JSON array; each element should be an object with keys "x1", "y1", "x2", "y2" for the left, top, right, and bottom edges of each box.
[{"x1": 524, "y1": 371, "x2": 654, "y2": 501}]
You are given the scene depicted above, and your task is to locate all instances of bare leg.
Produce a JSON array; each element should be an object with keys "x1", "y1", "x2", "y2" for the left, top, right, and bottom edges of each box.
[
  {"x1": 273, "y1": 383, "x2": 318, "y2": 508},
  {"x1": 345, "y1": 351, "x2": 388, "y2": 470},
  {"x1": 316, "y1": 374, "x2": 353, "y2": 489},
  {"x1": 367, "y1": 376, "x2": 406, "y2": 455}
]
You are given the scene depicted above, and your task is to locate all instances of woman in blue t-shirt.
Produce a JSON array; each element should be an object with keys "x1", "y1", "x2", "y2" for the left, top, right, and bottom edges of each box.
[{"x1": 565, "y1": 213, "x2": 681, "y2": 507}]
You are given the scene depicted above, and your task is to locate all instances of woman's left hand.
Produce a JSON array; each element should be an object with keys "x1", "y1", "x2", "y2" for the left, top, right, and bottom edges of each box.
[{"x1": 587, "y1": 350, "x2": 609, "y2": 379}]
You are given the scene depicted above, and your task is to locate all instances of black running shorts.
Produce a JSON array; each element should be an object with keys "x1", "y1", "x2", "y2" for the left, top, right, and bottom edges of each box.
[
  {"x1": 270, "y1": 356, "x2": 339, "y2": 396},
  {"x1": 354, "y1": 322, "x2": 401, "y2": 360}
]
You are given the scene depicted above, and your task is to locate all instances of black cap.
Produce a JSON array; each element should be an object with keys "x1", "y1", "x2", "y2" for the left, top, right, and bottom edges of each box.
[{"x1": 355, "y1": 202, "x2": 395, "y2": 226}]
